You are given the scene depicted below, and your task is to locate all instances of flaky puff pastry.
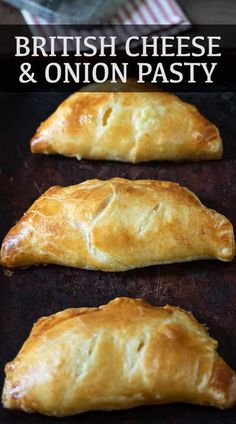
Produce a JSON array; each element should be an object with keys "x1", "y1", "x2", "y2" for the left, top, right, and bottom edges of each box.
[
  {"x1": 30, "y1": 82, "x2": 222, "y2": 163},
  {"x1": 2, "y1": 297, "x2": 236, "y2": 416},
  {"x1": 0, "y1": 178, "x2": 234, "y2": 270}
]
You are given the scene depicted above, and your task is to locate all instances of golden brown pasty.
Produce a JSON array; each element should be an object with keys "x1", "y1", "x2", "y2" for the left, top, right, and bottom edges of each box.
[
  {"x1": 2, "y1": 297, "x2": 236, "y2": 416},
  {"x1": 0, "y1": 178, "x2": 234, "y2": 271},
  {"x1": 30, "y1": 82, "x2": 222, "y2": 163}
]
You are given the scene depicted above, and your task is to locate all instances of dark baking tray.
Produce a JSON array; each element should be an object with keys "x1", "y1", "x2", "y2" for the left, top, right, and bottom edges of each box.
[{"x1": 0, "y1": 90, "x2": 236, "y2": 424}]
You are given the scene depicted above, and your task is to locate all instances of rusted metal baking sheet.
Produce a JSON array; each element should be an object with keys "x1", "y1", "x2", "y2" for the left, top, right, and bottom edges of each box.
[{"x1": 0, "y1": 91, "x2": 236, "y2": 423}]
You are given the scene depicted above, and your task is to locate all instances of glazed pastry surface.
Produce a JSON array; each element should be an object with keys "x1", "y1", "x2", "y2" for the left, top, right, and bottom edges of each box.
[
  {"x1": 30, "y1": 82, "x2": 222, "y2": 163},
  {"x1": 2, "y1": 297, "x2": 236, "y2": 416},
  {"x1": 0, "y1": 178, "x2": 234, "y2": 270}
]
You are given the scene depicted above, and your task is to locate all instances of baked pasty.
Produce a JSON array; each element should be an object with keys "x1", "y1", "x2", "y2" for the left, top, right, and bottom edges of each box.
[
  {"x1": 2, "y1": 297, "x2": 236, "y2": 416},
  {"x1": 30, "y1": 82, "x2": 222, "y2": 163},
  {"x1": 0, "y1": 178, "x2": 234, "y2": 270}
]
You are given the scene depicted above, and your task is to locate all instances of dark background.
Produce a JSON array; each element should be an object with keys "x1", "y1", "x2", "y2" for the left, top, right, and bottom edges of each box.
[{"x1": 0, "y1": 90, "x2": 236, "y2": 423}]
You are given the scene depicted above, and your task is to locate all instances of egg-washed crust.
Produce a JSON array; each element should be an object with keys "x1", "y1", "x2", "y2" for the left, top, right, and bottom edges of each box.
[
  {"x1": 30, "y1": 83, "x2": 223, "y2": 163},
  {"x1": 2, "y1": 297, "x2": 236, "y2": 416},
  {"x1": 0, "y1": 178, "x2": 234, "y2": 270}
]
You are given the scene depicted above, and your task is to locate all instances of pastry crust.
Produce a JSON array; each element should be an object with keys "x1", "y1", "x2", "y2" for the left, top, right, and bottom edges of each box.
[
  {"x1": 2, "y1": 297, "x2": 236, "y2": 416},
  {"x1": 0, "y1": 178, "x2": 234, "y2": 270},
  {"x1": 30, "y1": 82, "x2": 222, "y2": 163}
]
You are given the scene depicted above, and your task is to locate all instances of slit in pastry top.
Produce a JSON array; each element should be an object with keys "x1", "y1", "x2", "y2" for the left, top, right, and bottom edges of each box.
[
  {"x1": 30, "y1": 82, "x2": 222, "y2": 163},
  {"x1": 2, "y1": 297, "x2": 236, "y2": 416},
  {"x1": 0, "y1": 178, "x2": 234, "y2": 271}
]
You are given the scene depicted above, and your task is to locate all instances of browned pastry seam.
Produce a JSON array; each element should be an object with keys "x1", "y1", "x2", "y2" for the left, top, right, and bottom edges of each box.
[
  {"x1": 2, "y1": 298, "x2": 236, "y2": 416},
  {"x1": 0, "y1": 178, "x2": 234, "y2": 270},
  {"x1": 30, "y1": 82, "x2": 223, "y2": 163}
]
